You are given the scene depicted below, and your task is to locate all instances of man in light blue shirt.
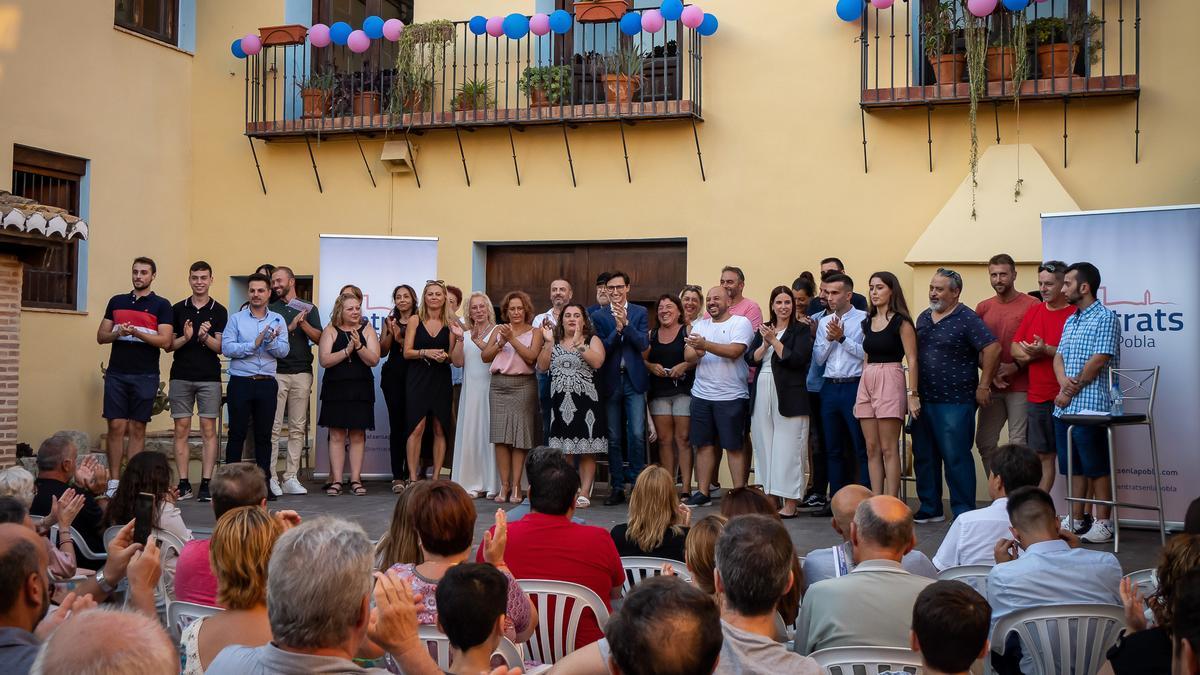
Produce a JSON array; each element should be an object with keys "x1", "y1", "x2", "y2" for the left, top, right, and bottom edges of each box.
[
  {"x1": 222, "y1": 273, "x2": 289, "y2": 495},
  {"x1": 813, "y1": 274, "x2": 869, "y2": 495},
  {"x1": 987, "y1": 486, "x2": 1122, "y2": 674}
]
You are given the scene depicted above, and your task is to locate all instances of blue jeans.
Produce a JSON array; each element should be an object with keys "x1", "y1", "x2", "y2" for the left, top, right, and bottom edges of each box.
[
  {"x1": 537, "y1": 371, "x2": 553, "y2": 442},
  {"x1": 606, "y1": 371, "x2": 646, "y2": 492},
  {"x1": 912, "y1": 401, "x2": 978, "y2": 518},
  {"x1": 820, "y1": 381, "x2": 869, "y2": 492}
]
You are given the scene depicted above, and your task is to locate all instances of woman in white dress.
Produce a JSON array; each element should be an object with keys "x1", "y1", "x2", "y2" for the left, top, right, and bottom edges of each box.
[{"x1": 451, "y1": 292, "x2": 500, "y2": 498}]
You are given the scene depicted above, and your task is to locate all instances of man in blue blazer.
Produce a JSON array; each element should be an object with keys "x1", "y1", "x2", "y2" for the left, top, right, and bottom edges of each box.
[{"x1": 590, "y1": 271, "x2": 650, "y2": 505}]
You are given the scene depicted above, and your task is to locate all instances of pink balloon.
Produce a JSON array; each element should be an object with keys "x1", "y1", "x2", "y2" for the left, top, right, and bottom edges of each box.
[
  {"x1": 680, "y1": 5, "x2": 704, "y2": 29},
  {"x1": 641, "y1": 9, "x2": 665, "y2": 33},
  {"x1": 529, "y1": 13, "x2": 551, "y2": 36},
  {"x1": 871, "y1": 0, "x2": 895, "y2": 8},
  {"x1": 241, "y1": 33, "x2": 262, "y2": 55},
  {"x1": 966, "y1": 0, "x2": 999, "y2": 16},
  {"x1": 486, "y1": 16, "x2": 505, "y2": 37},
  {"x1": 383, "y1": 18, "x2": 404, "y2": 41},
  {"x1": 347, "y1": 29, "x2": 370, "y2": 53},
  {"x1": 308, "y1": 23, "x2": 330, "y2": 47}
]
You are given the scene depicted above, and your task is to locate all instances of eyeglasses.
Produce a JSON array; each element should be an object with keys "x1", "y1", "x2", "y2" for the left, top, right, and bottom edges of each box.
[
  {"x1": 1038, "y1": 262, "x2": 1062, "y2": 273},
  {"x1": 605, "y1": 284, "x2": 628, "y2": 291},
  {"x1": 936, "y1": 267, "x2": 962, "y2": 282},
  {"x1": 682, "y1": 284, "x2": 703, "y2": 294},
  {"x1": 425, "y1": 279, "x2": 446, "y2": 286}
]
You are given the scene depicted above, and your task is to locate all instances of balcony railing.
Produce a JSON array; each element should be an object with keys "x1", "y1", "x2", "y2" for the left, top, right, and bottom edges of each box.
[
  {"x1": 859, "y1": 0, "x2": 1140, "y2": 108},
  {"x1": 244, "y1": 16, "x2": 703, "y2": 139}
]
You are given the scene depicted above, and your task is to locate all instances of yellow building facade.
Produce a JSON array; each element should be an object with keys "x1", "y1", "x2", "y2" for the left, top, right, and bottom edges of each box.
[{"x1": 2, "y1": 0, "x2": 1198, "y2": 454}]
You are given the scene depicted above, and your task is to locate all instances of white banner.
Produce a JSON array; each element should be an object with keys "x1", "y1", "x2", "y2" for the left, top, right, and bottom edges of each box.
[
  {"x1": 1042, "y1": 205, "x2": 1199, "y2": 526},
  {"x1": 316, "y1": 235, "x2": 439, "y2": 479}
]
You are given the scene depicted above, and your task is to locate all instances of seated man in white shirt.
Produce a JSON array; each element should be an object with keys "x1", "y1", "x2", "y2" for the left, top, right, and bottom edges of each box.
[
  {"x1": 795, "y1": 496, "x2": 935, "y2": 655},
  {"x1": 987, "y1": 486, "x2": 1122, "y2": 675},
  {"x1": 933, "y1": 443, "x2": 1042, "y2": 570},
  {"x1": 803, "y1": 485, "x2": 937, "y2": 588}
]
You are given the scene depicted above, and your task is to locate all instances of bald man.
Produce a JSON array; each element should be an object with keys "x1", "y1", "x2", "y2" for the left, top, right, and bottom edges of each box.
[
  {"x1": 534, "y1": 279, "x2": 574, "y2": 439},
  {"x1": 793, "y1": 495, "x2": 936, "y2": 655},
  {"x1": 31, "y1": 607, "x2": 177, "y2": 675},
  {"x1": 802, "y1": 486, "x2": 937, "y2": 588}
]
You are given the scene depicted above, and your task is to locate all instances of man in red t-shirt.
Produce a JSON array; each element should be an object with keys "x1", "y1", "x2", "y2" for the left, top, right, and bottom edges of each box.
[
  {"x1": 1011, "y1": 261, "x2": 1074, "y2": 492},
  {"x1": 477, "y1": 448, "x2": 623, "y2": 650},
  {"x1": 975, "y1": 254, "x2": 1040, "y2": 472}
]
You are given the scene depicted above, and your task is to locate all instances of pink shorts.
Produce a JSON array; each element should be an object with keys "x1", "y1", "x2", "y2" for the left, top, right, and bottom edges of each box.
[{"x1": 854, "y1": 362, "x2": 906, "y2": 419}]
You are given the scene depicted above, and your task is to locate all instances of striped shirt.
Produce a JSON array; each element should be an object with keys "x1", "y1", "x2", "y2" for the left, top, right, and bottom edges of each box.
[{"x1": 1054, "y1": 300, "x2": 1121, "y2": 417}]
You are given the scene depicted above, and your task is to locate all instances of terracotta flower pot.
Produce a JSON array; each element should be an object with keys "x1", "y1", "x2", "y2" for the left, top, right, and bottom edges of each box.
[
  {"x1": 530, "y1": 89, "x2": 553, "y2": 108},
  {"x1": 575, "y1": 0, "x2": 634, "y2": 23},
  {"x1": 300, "y1": 88, "x2": 331, "y2": 118},
  {"x1": 986, "y1": 47, "x2": 1015, "y2": 82},
  {"x1": 604, "y1": 74, "x2": 639, "y2": 105},
  {"x1": 1037, "y1": 43, "x2": 1080, "y2": 77},
  {"x1": 259, "y1": 24, "x2": 307, "y2": 46},
  {"x1": 929, "y1": 53, "x2": 966, "y2": 84},
  {"x1": 352, "y1": 91, "x2": 381, "y2": 117}
]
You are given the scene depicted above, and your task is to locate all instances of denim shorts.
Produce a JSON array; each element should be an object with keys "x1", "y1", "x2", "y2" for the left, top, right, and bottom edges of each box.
[
  {"x1": 689, "y1": 397, "x2": 747, "y2": 451},
  {"x1": 1053, "y1": 417, "x2": 1111, "y2": 478},
  {"x1": 103, "y1": 371, "x2": 159, "y2": 423}
]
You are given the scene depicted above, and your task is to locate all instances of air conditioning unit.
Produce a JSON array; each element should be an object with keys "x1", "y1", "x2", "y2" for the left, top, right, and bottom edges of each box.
[{"x1": 380, "y1": 141, "x2": 418, "y2": 174}]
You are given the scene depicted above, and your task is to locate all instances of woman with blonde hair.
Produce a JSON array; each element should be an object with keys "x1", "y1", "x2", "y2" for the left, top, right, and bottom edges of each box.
[
  {"x1": 403, "y1": 281, "x2": 463, "y2": 486},
  {"x1": 683, "y1": 514, "x2": 727, "y2": 596},
  {"x1": 451, "y1": 292, "x2": 500, "y2": 498},
  {"x1": 610, "y1": 466, "x2": 689, "y2": 561},
  {"x1": 318, "y1": 292, "x2": 380, "y2": 496},
  {"x1": 179, "y1": 506, "x2": 285, "y2": 673},
  {"x1": 482, "y1": 290, "x2": 543, "y2": 504}
]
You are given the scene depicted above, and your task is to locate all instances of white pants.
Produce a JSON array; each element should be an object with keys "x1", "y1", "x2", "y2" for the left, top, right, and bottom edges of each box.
[{"x1": 751, "y1": 373, "x2": 809, "y2": 500}]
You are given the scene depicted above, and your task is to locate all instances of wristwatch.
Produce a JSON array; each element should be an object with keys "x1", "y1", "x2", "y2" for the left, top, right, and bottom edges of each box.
[{"x1": 95, "y1": 568, "x2": 115, "y2": 594}]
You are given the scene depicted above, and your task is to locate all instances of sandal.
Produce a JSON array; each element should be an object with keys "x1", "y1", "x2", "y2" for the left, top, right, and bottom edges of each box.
[
  {"x1": 494, "y1": 488, "x2": 509, "y2": 504},
  {"x1": 508, "y1": 492, "x2": 523, "y2": 505},
  {"x1": 350, "y1": 481, "x2": 367, "y2": 496},
  {"x1": 391, "y1": 480, "x2": 405, "y2": 495},
  {"x1": 324, "y1": 482, "x2": 342, "y2": 496},
  {"x1": 575, "y1": 495, "x2": 591, "y2": 509}
]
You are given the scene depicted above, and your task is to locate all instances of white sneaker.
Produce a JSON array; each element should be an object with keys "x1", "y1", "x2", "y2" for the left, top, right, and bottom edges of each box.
[
  {"x1": 281, "y1": 477, "x2": 308, "y2": 495},
  {"x1": 1081, "y1": 520, "x2": 1114, "y2": 544},
  {"x1": 106, "y1": 479, "x2": 120, "y2": 499},
  {"x1": 268, "y1": 477, "x2": 283, "y2": 497}
]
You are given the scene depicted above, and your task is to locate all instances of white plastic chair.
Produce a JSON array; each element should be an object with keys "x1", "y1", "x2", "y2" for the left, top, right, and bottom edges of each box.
[
  {"x1": 620, "y1": 556, "x2": 692, "y2": 593},
  {"x1": 103, "y1": 525, "x2": 187, "y2": 614},
  {"x1": 166, "y1": 600, "x2": 222, "y2": 642},
  {"x1": 518, "y1": 579, "x2": 611, "y2": 665},
  {"x1": 988, "y1": 604, "x2": 1125, "y2": 675},
  {"x1": 810, "y1": 646, "x2": 924, "y2": 675},
  {"x1": 50, "y1": 525, "x2": 106, "y2": 560},
  {"x1": 416, "y1": 625, "x2": 523, "y2": 668},
  {"x1": 936, "y1": 564, "x2": 993, "y2": 597},
  {"x1": 1122, "y1": 568, "x2": 1157, "y2": 599}
]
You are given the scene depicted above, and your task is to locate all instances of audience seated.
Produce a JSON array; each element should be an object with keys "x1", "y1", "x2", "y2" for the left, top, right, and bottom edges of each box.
[
  {"x1": 1106, "y1": 534, "x2": 1200, "y2": 675},
  {"x1": 180, "y1": 506, "x2": 283, "y2": 673},
  {"x1": 205, "y1": 516, "x2": 446, "y2": 675},
  {"x1": 435, "y1": 563, "x2": 512, "y2": 675},
  {"x1": 388, "y1": 480, "x2": 535, "y2": 651},
  {"x1": 475, "y1": 450, "x2": 623, "y2": 650},
  {"x1": 0, "y1": 522, "x2": 62, "y2": 674},
  {"x1": 803, "y1": 485, "x2": 937, "y2": 589},
  {"x1": 933, "y1": 444, "x2": 1041, "y2": 570},
  {"x1": 31, "y1": 606, "x2": 178, "y2": 675},
  {"x1": 894, "y1": 580, "x2": 992, "y2": 675},
  {"x1": 0, "y1": 484, "x2": 78, "y2": 581},
  {"x1": 717, "y1": 487, "x2": 803, "y2": 627},
  {"x1": 794, "y1": 495, "x2": 934, "y2": 655},
  {"x1": 987, "y1": 486, "x2": 1122, "y2": 675},
  {"x1": 1173, "y1": 569, "x2": 1200, "y2": 675},
  {"x1": 605, "y1": 576, "x2": 723, "y2": 675},
  {"x1": 101, "y1": 451, "x2": 192, "y2": 580},
  {"x1": 683, "y1": 514, "x2": 727, "y2": 596},
  {"x1": 375, "y1": 480, "x2": 429, "y2": 570},
  {"x1": 29, "y1": 434, "x2": 109, "y2": 570},
  {"x1": 610, "y1": 466, "x2": 689, "y2": 562}
]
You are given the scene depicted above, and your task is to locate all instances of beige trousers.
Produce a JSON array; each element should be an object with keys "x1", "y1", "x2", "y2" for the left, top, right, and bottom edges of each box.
[
  {"x1": 272, "y1": 371, "x2": 313, "y2": 480},
  {"x1": 975, "y1": 391, "x2": 1028, "y2": 471}
]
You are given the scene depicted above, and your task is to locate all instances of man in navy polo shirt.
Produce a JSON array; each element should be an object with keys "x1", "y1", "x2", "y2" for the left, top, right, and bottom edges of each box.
[
  {"x1": 96, "y1": 256, "x2": 173, "y2": 495},
  {"x1": 912, "y1": 268, "x2": 1000, "y2": 522}
]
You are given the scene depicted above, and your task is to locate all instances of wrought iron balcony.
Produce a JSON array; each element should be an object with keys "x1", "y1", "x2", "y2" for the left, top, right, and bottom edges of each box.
[{"x1": 243, "y1": 16, "x2": 702, "y2": 139}]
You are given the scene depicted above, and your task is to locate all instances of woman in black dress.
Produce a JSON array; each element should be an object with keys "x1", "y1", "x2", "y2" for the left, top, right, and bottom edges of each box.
[
  {"x1": 643, "y1": 294, "x2": 695, "y2": 499},
  {"x1": 379, "y1": 284, "x2": 416, "y2": 493},
  {"x1": 318, "y1": 292, "x2": 380, "y2": 496},
  {"x1": 403, "y1": 281, "x2": 462, "y2": 486}
]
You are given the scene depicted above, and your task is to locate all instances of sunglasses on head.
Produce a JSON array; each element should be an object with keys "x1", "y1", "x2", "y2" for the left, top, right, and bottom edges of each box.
[
  {"x1": 1038, "y1": 262, "x2": 1064, "y2": 274},
  {"x1": 425, "y1": 279, "x2": 446, "y2": 286},
  {"x1": 936, "y1": 267, "x2": 962, "y2": 281}
]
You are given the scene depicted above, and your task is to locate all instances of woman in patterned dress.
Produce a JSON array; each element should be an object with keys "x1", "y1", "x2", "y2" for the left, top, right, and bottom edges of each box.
[{"x1": 537, "y1": 303, "x2": 607, "y2": 508}]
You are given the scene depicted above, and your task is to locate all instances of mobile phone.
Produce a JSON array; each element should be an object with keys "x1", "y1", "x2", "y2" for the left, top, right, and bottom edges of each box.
[{"x1": 133, "y1": 492, "x2": 155, "y2": 545}]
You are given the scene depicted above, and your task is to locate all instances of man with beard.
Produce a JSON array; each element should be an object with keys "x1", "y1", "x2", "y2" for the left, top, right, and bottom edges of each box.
[
  {"x1": 267, "y1": 267, "x2": 322, "y2": 497},
  {"x1": 912, "y1": 269, "x2": 999, "y2": 522},
  {"x1": 0, "y1": 523, "x2": 53, "y2": 672},
  {"x1": 96, "y1": 257, "x2": 174, "y2": 496},
  {"x1": 683, "y1": 287, "x2": 754, "y2": 507},
  {"x1": 534, "y1": 279, "x2": 573, "y2": 440},
  {"x1": 974, "y1": 254, "x2": 1039, "y2": 474}
]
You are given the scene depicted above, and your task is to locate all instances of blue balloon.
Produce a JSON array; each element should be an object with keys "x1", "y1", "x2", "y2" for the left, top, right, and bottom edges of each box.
[
  {"x1": 836, "y1": 0, "x2": 864, "y2": 22},
  {"x1": 503, "y1": 13, "x2": 530, "y2": 39},
  {"x1": 363, "y1": 15, "x2": 385, "y2": 39},
  {"x1": 660, "y1": 0, "x2": 685, "y2": 21},
  {"x1": 697, "y1": 13, "x2": 719, "y2": 36},
  {"x1": 549, "y1": 9, "x2": 573, "y2": 35},
  {"x1": 1002, "y1": 0, "x2": 1029, "y2": 9},
  {"x1": 231, "y1": 38, "x2": 247, "y2": 58},
  {"x1": 619, "y1": 12, "x2": 642, "y2": 36},
  {"x1": 330, "y1": 21, "x2": 352, "y2": 45},
  {"x1": 469, "y1": 15, "x2": 488, "y2": 35}
]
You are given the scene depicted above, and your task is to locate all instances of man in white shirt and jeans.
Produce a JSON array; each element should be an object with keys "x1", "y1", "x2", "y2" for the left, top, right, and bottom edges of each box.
[
  {"x1": 684, "y1": 286, "x2": 754, "y2": 507},
  {"x1": 813, "y1": 274, "x2": 869, "y2": 507},
  {"x1": 933, "y1": 443, "x2": 1042, "y2": 570}
]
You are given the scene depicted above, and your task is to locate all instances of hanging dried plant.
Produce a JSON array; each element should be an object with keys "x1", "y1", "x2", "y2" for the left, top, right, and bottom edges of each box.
[
  {"x1": 1011, "y1": 11, "x2": 1029, "y2": 201},
  {"x1": 964, "y1": 8, "x2": 988, "y2": 220}
]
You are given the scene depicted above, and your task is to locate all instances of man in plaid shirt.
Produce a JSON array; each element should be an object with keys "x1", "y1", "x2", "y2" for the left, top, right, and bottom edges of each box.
[{"x1": 1052, "y1": 262, "x2": 1121, "y2": 544}]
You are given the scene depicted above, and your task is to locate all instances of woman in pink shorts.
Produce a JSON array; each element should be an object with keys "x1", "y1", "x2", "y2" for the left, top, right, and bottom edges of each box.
[{"x1": 854, "y1": 272, "x2": 920, "y2": 497}]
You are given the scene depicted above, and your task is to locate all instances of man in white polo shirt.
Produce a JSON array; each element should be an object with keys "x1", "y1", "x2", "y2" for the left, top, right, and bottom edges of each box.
[{"x1": 683, "y1": 286, "x2": 754, "y2": 507}]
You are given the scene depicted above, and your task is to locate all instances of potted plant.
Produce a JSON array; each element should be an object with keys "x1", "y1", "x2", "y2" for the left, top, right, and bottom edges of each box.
[
  {"x1": 297, "y1": 70, "x2": 335, "y2": 118},
  {"x1": 603, "y1": 48, "x2": 643, "y2": 105},
  {"x1": 986, "y1": 30, "x2": 1016, "y2": 82},
  {"x1": 575, "y1": 0, "x2": 634, "y2": 23},
  {"x1": 409, "y1": 19, "x2": 454, "y2": 44},
  {"x1": 921, "y1": 1, "x2": 964, "y2": 85},
  {"x1": 1031, "y1": 12, "x2": 1102, "y2": 77},
  {"x1": 259, "y1": 24, "x2": 308, "y2": 46},
  {"x1": 351, "y1": 65, "x2": 383, "y2": 117},
  {"x1": 388, "y1": 21, "x2": 450, "y2": 117},
  {"x1": 518, "y1": 65, "x2": 572, "y2": 107},
  {"x1": 454, "y1": 79, "x2": 495, "y2": 114}
]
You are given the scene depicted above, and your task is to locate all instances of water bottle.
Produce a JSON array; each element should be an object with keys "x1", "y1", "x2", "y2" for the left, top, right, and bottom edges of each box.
[{"x1": 1109, "y1": 380, "x2": 1124, "y2": 416}]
